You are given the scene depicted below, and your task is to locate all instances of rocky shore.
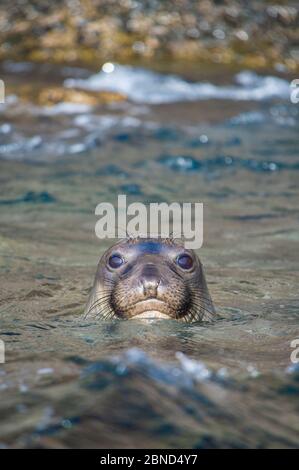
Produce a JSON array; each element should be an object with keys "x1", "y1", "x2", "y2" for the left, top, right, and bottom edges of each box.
[{"x1": 0, "y1": 0, "x2": 298, "y2": 72}]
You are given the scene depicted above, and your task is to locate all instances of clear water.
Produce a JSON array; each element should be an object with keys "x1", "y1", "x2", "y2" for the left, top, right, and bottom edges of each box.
[{"x1": 0, "y1": 62, "x2": 298, "y2": 448}]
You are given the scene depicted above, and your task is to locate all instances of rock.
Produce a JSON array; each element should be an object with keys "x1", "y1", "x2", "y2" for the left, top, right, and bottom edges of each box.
[
  {"x1": 37, "y1": 87, "x2": 125, "y2": 107},
  {"x1": 0, "y1": 0, "x2": 298, "y2": 72}
]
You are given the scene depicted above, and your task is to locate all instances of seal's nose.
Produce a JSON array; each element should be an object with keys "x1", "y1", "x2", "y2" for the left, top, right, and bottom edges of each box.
[{"x1": 139, "y1": 263, "x2": 160, "y2": 298}]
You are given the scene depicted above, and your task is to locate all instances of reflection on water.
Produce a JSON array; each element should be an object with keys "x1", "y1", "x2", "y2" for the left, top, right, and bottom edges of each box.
[{"x1": 0, "y1": 62, "x2": 298, "y2": 448}]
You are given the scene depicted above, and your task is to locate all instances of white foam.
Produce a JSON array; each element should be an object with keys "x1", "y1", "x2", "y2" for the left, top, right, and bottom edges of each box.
[
  {"x1": 73, "y1": 114, "x2": 141, "y2": 131},
  {"x1": 175, "y1": 352, "x2": 212, "y2": 381},
  {"x1": 37, "y1": 368, "x2": 54, "y2": 375},
  {"x1": 41, "y1": 102, "x2": 92, "y2": 115},
  {"x1": 64, "y1": 64, "x2": 290, "y2": 104}
]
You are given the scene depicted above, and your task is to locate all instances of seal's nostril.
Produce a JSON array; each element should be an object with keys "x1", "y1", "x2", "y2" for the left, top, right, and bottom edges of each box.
[{"x1": 140, "y1": 268, "x2": 160, "y2": 297}]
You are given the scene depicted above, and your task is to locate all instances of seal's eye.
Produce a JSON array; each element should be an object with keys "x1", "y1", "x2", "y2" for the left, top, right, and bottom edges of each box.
[
  {"x1": 176, "y1": 253, "x2": 193, "y2": 270},
  {"x1": 108, "y1": 254, "x2": 124, "y2": 269}
]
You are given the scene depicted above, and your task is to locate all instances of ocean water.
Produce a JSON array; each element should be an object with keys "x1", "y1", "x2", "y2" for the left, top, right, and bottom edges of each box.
[{"x1": 0, "y1": 62, "x2": 298, "y2": 448}]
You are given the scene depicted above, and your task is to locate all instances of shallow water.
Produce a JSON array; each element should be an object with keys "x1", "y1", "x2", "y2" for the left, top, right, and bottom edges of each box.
[{"x1": 0, "y1": 62, "x2": 299, "y2": 448}]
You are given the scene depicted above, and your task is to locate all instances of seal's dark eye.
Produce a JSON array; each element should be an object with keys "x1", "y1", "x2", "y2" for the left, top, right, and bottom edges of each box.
[
  {"x1": 176, "y1": 254, "x2": 193, "y2": 270},
  {"x1": 108, "y1": 254, "x2": 124, "y2": 269}
]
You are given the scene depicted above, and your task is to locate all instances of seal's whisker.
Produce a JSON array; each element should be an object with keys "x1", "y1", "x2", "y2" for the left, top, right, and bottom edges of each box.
[
  {"x1": 99, "y1": 306, "x2": 114, "y2": 320},
  {"x1": 85, "y1": 292, "x2": 112, "y2": 311},
  {"x1": 186, "y1": 306, "x2": 205, "y2": 323},
  {"x1": 188, "y1": 303, "x2": 204, "y2": 322},
  {"x1": 190, "y1": 303, "x2": 215, "y2": 321},
  {"x1": 88, "y1": 297, "x2": 112, "y2": 314},
  {"x1": 189, "y1": 302, "x2": 215, "y2": 318},
  {"x1": 189, "y1": 290, "x2": 215, "y2": 305},
  {"x1": 102, "y1": 279, "x2": 116, "y2": 288},
  {"x1": 93, "y1": 298, "x2": 115, "y2": 318},
  {"x1": 191, "y1": 298, "x2": 215, "y2": 312},
  {"x1": 189, "y1": 292, "x2": 214, "y2": 303},
  {"x1": 84, "y1": 295, "x2": 113, "y2": 318},
  {"x1": 190, "y1": 298, "x2": 215, "y2": 316},
  {"x1": 86, "y1": 298, "x2": 111, "y2": 314}
]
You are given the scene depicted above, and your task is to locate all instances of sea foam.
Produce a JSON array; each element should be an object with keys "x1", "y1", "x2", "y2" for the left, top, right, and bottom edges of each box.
[{"x1": 64, "y1": 64, "x2": 290, "y2": 104}]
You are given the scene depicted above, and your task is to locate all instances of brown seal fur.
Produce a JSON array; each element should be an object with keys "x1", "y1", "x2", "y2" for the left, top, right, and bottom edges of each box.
[{"x1": 84, "y1": 237, "x2": 216, "y2": 322}]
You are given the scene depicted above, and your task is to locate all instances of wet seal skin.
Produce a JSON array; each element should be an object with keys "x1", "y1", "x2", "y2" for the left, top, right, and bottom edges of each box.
[{"x1": 84, "y1": 237, "x2": 216, "y2": 322}]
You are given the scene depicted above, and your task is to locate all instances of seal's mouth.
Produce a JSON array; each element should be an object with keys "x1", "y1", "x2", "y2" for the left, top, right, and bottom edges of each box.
[
  {"x1": 132, "y1": 311, "x2": 171, "y2": 320},
  {"x1": 129, "y1": 299, "x2": 173, "y2": 320}
]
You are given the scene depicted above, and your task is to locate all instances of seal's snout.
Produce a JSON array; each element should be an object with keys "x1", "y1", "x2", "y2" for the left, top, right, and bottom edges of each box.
[{"x1": 139, "y1": 263, "x2": 160, "y2": 298}]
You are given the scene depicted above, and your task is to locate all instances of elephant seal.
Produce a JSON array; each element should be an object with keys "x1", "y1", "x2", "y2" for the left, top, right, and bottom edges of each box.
[{"x1": 84, "y1": 237, "x2": 216, "y2": 322}]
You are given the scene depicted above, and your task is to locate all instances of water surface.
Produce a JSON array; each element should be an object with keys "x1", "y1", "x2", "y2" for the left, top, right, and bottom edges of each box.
[{"x1": 0, "y1": 62, "x2": 298, "y2": 448}]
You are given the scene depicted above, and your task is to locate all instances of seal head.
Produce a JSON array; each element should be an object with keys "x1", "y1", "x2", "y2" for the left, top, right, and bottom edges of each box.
[{"x1": 84, "y1": 238, "x2": 215, "y2": 322}]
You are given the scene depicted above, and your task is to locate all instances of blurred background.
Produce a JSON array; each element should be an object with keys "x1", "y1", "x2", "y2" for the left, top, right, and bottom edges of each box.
[
  {"x1": 0, "y1": 0, "x2": 298, "y2": 71},
  {"x1": 0, "y1": 0, "x2": 299, "y2": 449}
]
